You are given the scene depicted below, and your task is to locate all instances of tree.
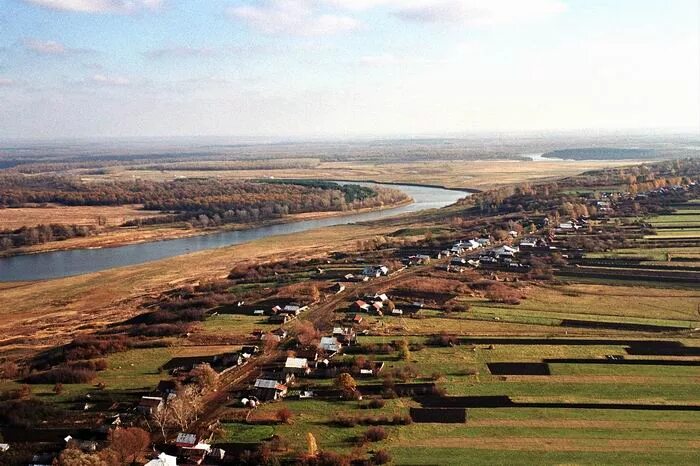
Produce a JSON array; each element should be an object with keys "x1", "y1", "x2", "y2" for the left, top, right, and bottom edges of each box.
[
  {"x1": 398, "y1": 339, "x2": 411, "y2": 361},
  {"x1": 334, "y1": 373, "x2": 357, "y2": 398},
  {"x1": 292, "y1": 321, "x2": 321, "y2": 347},
  {"x1": 190, "y1": 363, "x2": 219, "y2": 393},
  {"x1": 306, "y1": 432, "x2": 318, "y2": 457},
  {"x1": 55, "y1": 447, "x2": 107, "y2": 466},
  {"x1": 276, "y1": 406, "x2": 293, "y2": 424},
  {"x1": 150, "y1": 402, "x2": 175, "y2": 440},
  {"x1": 170, "y1": 386, "x2": 203, "y2": 431},
  {"x1": 108, "y1": 427, "x2": 151, "y2": 465}
]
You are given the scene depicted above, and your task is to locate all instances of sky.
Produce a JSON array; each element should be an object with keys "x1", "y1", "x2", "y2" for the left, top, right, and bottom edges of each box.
[{"x1": 0, "y1": 0, "x2": 698, "y2": 140}]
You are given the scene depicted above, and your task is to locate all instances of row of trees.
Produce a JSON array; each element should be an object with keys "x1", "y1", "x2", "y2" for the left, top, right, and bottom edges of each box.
[{"x1": 0, "y1": 223, "x2": 96, "y2": 251}]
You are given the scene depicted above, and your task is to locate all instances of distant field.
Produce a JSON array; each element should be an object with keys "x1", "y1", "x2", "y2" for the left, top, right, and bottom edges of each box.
[
  {"x1": 0, "y1": 204, "x2": 161, "y2": 229},
  {"x1": 105, "y1": 159, "x2": 639, "y2": 190}
]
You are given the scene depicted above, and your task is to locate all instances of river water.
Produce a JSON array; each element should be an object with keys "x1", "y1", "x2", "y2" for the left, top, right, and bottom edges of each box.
[{"x1": 0, "y1": 183, "x2": 467, "y2": 281}]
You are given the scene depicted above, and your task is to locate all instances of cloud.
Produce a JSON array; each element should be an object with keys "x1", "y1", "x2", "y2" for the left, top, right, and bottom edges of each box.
[
  {"x1": 23, "y1": 38, "x2": 65, "y2": 55},
  {"x1": 88, "y1": 73, "x2": 130, "y2": 86},
  {"x1": 145, "y1": 45, "x2": 216, "y2": 59},
  {"x1": 0, "y1": 77, "x2": 15, "y2": 87},
  {"x1": 359, "y1": 53, "x2": 439, "y2": 67},
  {"x1": 22, "y1": 38, "x2": 96, "y2": 56},
  {"x1": 228, "y1": 0, "x2": 359, "y2": 36},
  {"x1": 392, "y1": 0, "x2": 566, "y2": 25},
  {"x1": 23, "y1": 0, "x2": 164, "y2": 14},
  {"x1": 325, "y1": 0, "x2": 565, "y2": 25}
]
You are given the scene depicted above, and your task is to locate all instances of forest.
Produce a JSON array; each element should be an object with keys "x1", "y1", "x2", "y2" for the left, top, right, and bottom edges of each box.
[{"x1": 0, "y1": 176, "x2": 409, "y2": 251}]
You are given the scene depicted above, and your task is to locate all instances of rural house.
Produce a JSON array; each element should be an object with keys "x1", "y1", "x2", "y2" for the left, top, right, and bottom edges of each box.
[{"x1": 254, "y1": 378, "x2": 288, "y2": 401}]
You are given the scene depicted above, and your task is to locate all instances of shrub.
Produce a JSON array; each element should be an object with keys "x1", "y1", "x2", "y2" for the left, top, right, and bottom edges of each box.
[
  {"x1": 128, "y1": 323, "x2": 189, "y2": 337},
  {"x1": 371, "y1": 450, "x2": 392, "y2": 465},
  {"x1": 276, "y1": 407, "x2": 293, "y2": 424},
  {"x1": 367, "y1": 399, "x2": 385, "y2": 409},
  {"x1": 24, "y1": 367, "x2": 96, "y2": 384},
  {"x1": 363, "y1": 427, "x2": 388, "y2": 442}
]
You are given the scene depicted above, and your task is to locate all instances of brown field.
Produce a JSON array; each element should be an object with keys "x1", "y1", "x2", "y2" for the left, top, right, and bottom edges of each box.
[
  {"x1": 0, "y1": 204, "x2": 161, "y2": 229},
  {"x1": 103, "y1": 159, "x2": 639, "y2": 190}
]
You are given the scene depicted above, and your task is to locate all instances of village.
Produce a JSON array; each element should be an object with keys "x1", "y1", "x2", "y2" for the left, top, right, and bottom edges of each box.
[{"x1": 1, "y1": 160, "x2": 699, "y2": 465}]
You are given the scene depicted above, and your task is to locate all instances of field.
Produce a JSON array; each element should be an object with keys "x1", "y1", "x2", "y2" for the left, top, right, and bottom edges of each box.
[
  {"x1": 106, "y1": 159, "x2": 638, "y2": 191},
  {"x1": 1, "y1": 157, "x2": 699, "y2": 464},
  {"x1": 0, "y1": 204, "x2": 163, "y2": 229}
]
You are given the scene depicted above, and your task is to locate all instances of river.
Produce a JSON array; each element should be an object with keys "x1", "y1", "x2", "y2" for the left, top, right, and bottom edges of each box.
[{"x1": 0, "y1": 183, "x2": 468, "y2": 282}]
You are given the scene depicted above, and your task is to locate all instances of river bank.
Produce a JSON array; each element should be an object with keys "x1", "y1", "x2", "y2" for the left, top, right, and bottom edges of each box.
[
  {"x1": 0, "y1": 197, "x2": 413, "y2": 259},
  {"x1": 0, "y1": 183, "x2": 466, "y2": 281}
]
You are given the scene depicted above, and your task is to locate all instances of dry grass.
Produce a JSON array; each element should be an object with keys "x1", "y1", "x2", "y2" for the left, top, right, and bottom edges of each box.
[
  {"x1": 103, "y1": 159, "x2": 638, "y2": 190},
  {"x1": 0, "y1": 222, "x2": 383, "y2": 355},
  {"x1": 0, "y1": 204, "x2": 161, "y2": 229}
]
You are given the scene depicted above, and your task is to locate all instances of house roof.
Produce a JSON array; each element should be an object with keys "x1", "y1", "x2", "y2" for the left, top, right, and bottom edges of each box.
[
  {"x1": 139, "y1": 396, "x2": 163, "y2": 407},
  {"x1": 254, "y1": 379, "x2": 286, "y2": 390},
  {"x1": 144, "y1": 453, "x2": 177, "y2": 466},
  {"x1": 320, "y1": 336, "x2": 340, "y2": 351},
  {"x1": 285, "y1": 357, "x2": 308, "y2": 369},
  {"x1": 175, "y1": 432, "x2": 198, "y2": 447}
]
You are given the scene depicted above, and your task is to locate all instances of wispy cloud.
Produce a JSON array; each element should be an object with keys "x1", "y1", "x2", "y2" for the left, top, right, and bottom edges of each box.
[
  {"x1": 228, "y1": 0, "x2": 359, "y2": 36},
  {"x1": 87, "y1": 73, "x2": 130, "y2": 86},
  {"x1": 392, "y1": 0, "x2": 566, "y2": 25},
  {"x1": 358, "y1": 53, "x2": 438, "y2": 67},
  {"x1": 145, "y1": 45, "x2": 216, "y2": 59},
  {"x1": 23, "y1": 38, "x2": 94, "y2": 56},
  {"x1": 23, "y1": 0, "x2": 164, "y2": 14}
]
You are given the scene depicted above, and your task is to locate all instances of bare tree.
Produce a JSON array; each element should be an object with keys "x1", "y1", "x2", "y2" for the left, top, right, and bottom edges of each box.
[
  {"x1": 170, "y1": 386, "x2": 204, "y2": 431},
  {"x1": 108, "y1": 427, "x2": 151, "y2": 465}
]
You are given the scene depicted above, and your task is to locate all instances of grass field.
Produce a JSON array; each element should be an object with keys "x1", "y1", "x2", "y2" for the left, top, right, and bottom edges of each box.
[{"x1": 233, "y1": 333, "x2": 700, "y2": 464}]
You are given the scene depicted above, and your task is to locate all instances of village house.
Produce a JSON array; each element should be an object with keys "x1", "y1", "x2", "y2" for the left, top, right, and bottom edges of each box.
[
  {"x1": 241, "y1": 346, "x2": 259, "y2": 358},
  {"x1": 370, "y1": 301, "x2": 384, "y2": 316},
  {"x1": 284, "y1": 357, "x2": 310, "y2": 377},
  {"x1": 362, "y1": 265, "x2": 389, "y2": 277},
  {"x1": 268, "y1": 314, "x2": 290, "y2": 324},
  {"x1": 281, "y1": 303, "x2": 308, "y2": 316},
  {"x1": 350, "y1": 299, "x2": 370, "y2": 313},
  {"x1": 144, "y1": 452, "x2": 178, "y2": 466},
  {"x1": 320, "y1": 336, "x2": 341, "y2": 353},
  {"x1": 476, "y1": 238, "x2": 491, "y2": 246},
  {"x1": 175, "y1": 433, "x2": 199, "y2": 449},
  {"x1": 345, "y1": 313, "x2": 363, "y2": 324},
  {"x1": 332, "y1": 327, "x2": 356, "y2": 345},
  {"x1": 254, "y1": 378, "x2": 288, "y2": 401},
  {"x1": 136, "y1": 396, "x2": 164, "y2": 415},
  {"x1": 331, "y1": 283, "x2": 346, "y2": 294}
]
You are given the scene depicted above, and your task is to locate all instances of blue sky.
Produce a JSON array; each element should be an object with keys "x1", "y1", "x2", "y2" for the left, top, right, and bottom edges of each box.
[{"x1": 0, "y1": 0, "x2": 698, "y2": 139}]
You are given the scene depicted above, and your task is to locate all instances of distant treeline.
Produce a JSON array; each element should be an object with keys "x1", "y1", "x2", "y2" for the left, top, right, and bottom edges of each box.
[
  {"x1": 543, "y1": 148, "x2": 656, "y2": 160},
  {"x1": 257, "y1": 179, "x2": 376, "y2": 203}
]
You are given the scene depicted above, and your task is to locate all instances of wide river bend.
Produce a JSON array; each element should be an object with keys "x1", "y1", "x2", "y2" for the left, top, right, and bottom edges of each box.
[{"x1": 0, "y1": 182, "x2": 467, "y2": 281}]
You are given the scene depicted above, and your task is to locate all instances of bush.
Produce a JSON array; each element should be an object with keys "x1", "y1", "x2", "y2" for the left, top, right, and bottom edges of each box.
[
  {"x1": 372, "y1": 450, "x2": 392, "y2": 465},
  {"x1": 484, "y1": 283, "x2": 521, "y2": 305},
  {"x1": 365, "y1": 399, "x2": 385, "y2": 409},
  {"x1": 24, "y1": 367, "x2": 96, "y2": 384},
  {"x1": 363, "y1": 426, "x2": 388, "y2": 442},
  {"x1": 128, "y1": 323, "x2": 189, "y2": 337},
  {"x1": 276, "y1": 407, "x2": 293, "y2": 424}
]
